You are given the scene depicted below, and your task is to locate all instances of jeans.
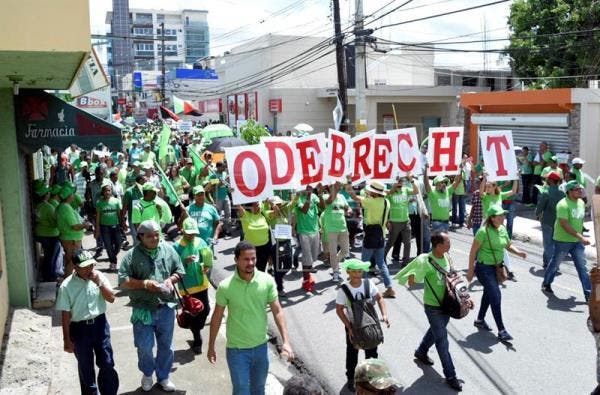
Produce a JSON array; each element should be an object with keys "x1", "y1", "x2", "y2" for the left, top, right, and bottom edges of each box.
[
  {"x1": 128, "y1": 214, "x2": 137, "y2": 242},
  {"x1": 475, "y1": 263, "x2": 505, "y2": 331},
  {"x1": 35, "y1": 236, "x2": 61, "y2": 281},
  {"x1": 451, "y1": 195, "x2": 466, "y2": 226},
  {"x1": 385, "y1": 222, "x2": 411, "y2": 262},
  {"x1": 502, "y1": 201, "x2": 516, "y2": 239},
  {"x1": 226, "y1": 342, "x2": 269, "y2": 395},
  {"x1": 362, "y1": 247, "x2": 392, "y2": 288},
  {"x1": 431, "y1": 220, "x2": 449, "y2": 233},
  {"x1": 472, "y1": 224, "x2": 481, "y2": 237},
  {"x1": 327, "y1": 231, "x2": 349, "y2": 272},
  {"x1": 541, "y1": 223, "x2": 555, "y2": 266},
  {"x1": 100, "y1": 225, "x2": 120, "y2": 264},
  {"x1": 345, "y1": 328, "x2": 377, "y2": 381},
  {"x1": 215, "y1": 198, "x2": 232, "y2": 232},
  {"x1": 531, "y1": 175, "x2": 542, "y2": 205},
  {"x1": 543, "y1": 241, "x2": 591, "y2": 300},
  {"x1": 70, "y1": 314, "x2": 119, "y2": 395},
  {"x1": 521, "y1": 174, "x2": 533, "y2": 204},
  {"x1": 132, "y1": 306, "x2": 175, "y2": 381},
  {"x1": 416, "y1": 305, "x2": 456, "y2": 379}
]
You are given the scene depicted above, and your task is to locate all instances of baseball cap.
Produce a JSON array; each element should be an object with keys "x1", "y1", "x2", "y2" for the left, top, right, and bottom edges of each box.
[
  {"x1": 547, "y1": 171, "x2": 561, "y2": 182},
  {"x1": 50, "y1": 184, "x2": 62, "y2": 195},
  {"x1": 572, "y1": 157, "x2": 585, "y2": 165},
  {"x1": 433, "y1": 175, "x2": 449, "y2": 185},
  {"x1": 486, "y1": 205, "x2": 508, "y2": 217},
  {"x1": 137, "y1": 219, "x2": 161, "y2": 234},
  {"x1": 565, "y1": 180, "x2": 583, "y2": 192},
  {"x1": 34, "y1": 183, "x2": 50, "y2": 196},
  {"x1": 59, "y1": 184, "x2": 76, "y2": 199},
  {"x1": 354, "y1": 359, "x2": 400, "y2": 390},
  {"x1": 80, "y1": 161, "x2": 88, "y2": 168},
  {"x1": 182, "y1": 218, "x2": 199, "y2": 234},
  {"x1": 193, "y1": 185, "x2": 205, "y2": 195},
  {"x1": 142, "y1": 182, "x2": 158, "y2": 192},
  {"x1": 73, "y1": 249, "x2": 96, "y2": 268},
  {"x1": 342, "y1": 258, "x2": 370, "y2": 272}
]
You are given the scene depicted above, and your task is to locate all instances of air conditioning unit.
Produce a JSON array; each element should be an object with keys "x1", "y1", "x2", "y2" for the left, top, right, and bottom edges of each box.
[{"x1": 589, "y1": 80, "x2": 599, "y2": 89}]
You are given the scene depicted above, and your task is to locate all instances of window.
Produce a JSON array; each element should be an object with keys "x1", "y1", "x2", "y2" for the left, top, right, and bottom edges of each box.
[
  {"x1": 157, "y1": 28, "x2": 177, "y2": 36},
  {"x1": 133, "y1": 27, "x2": 153, "y2": 36},
  {"x1": 157, "y1": 14, "x2": 164, "y2": 21},
  {"x1": 135, "y1": 43, "x2": 154, "y2": 51},
  {"x1": 135, "y1": 13, "x2": 153, "y2": 24},
  {"x1": 462, "y1": 76, "x2": 478, "y2": 86}
]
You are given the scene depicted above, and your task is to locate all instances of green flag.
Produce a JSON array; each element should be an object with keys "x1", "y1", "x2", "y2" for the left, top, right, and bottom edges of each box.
[
  {"x1": 189, "y1": 148, "x2": 205, "y2": 173},
  {"x1": 158, "y1": 123, "x2": 171, "y2": 162},
  {"x1": 154, "y1": 160, "x2": 180, "y2": 207}
]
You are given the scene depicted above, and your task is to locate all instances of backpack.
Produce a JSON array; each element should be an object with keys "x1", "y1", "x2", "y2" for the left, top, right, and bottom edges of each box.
[
  {"x1": 341, "y1": 280, "x2": 384, "y2": 350},
  {"x1": 425, "y1": 256, "x2": 472, "y2": 319}
]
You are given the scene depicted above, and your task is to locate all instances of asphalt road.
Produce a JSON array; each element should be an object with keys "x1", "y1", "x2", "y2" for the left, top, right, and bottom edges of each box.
[{"x1": 212, "y1": 227, "x2": 597, "y2": 395}]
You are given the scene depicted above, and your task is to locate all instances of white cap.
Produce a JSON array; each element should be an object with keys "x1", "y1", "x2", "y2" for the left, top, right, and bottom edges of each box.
[{"x1": 572, "y1": 157, "x2": 585, "y2": 165}]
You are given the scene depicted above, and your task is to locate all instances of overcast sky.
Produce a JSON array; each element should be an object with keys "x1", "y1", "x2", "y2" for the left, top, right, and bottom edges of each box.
[{"x1": 90, "y1": 0, "x2": 512, "y2": 70}]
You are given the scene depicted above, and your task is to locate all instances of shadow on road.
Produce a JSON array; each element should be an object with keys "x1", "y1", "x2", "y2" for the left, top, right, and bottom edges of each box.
[
  {"x1": 401, "y1": 363, "x2": 457, "y2": 394},
  {"x1": 456, "y1": 331, "x2": 503, "y2": 354},
  {"x1": 529, "y1": 266, "x2": 546, "y2": 278},
  {"x1": 544, "y1": 294, "x2": 586, "y2": 312}
]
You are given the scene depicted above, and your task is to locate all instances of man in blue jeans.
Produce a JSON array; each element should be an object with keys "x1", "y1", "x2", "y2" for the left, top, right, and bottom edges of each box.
[
  {"x1": 542, "y1": 181, "x2": 591, "y2": 300},
  {"x1": 395, "y1": 232, "x2": 469, "y2": 391},
  {"x1": 119, "y1": 220, "x2": 185, "y2": 392},
  {"x1": 208, "y1": 241, "x2": 294, "y2": 394},
  {"x1": 535, "y1": 172, "x2": 564, "y2": 268}
]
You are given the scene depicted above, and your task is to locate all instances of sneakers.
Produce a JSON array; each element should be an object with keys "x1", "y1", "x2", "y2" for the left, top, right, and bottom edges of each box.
[
  {"x1": 108, "y1": 263, "x2": 117, "y2": 272},
  {"x1": 414, "y1": 350, "x2": 434, "y2": 366},
  {"x1": 498, "y1": 330, "x2": 513, "y2": 342},
  {"x1": 277, "y1": 289, "x2": 287, "y2": 298},
  {"x1": 332, "y1": 271, "x2": 342, "y2": 283},
  {"x1": 346, "y1": 379, "x2": 356, "y2": 392},
  {"x1": 507, "y1": 271, "x2": 517, "y2": 282},
  {"x1": 446, "y1": 376, "x2": 463, "y2": 391},
  {"x1": 159, "y1": 379, "x2": 176, "y2": 392},
  {"x1": 473, "y1": 319, "x2": 492, "y2": 331},
  {"x1": 141, "y1": 375, "x2": 153, "y2": 392},
  {"x1": 541, "y1": 284, "x2": 554, "y2": 294},
  {"x1": 382, "y1": 288, "x2": 396, "y2": 298}
]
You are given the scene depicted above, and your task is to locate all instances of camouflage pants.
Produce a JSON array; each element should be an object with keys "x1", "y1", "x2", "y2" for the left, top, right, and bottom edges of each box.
[{"x1": 588, "y1": 317, "x2": 600, "y2": 384}]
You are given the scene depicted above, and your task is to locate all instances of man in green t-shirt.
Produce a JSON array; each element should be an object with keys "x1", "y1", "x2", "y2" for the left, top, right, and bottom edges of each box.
[
  {"x1": 208, "y1": 162, "x2": 232, "y2": 236},
  {"x1": 571, "y1": 157, "x2": 587, "y2": 190},
  {"x1": 322, "y1": 182, "x2": 351, "y2": 282},
  {"x1": 132, "y1": 182, "x2": 163, "y2": 230},
  {"x1": 395, "y1": 232, "x2": 469, "y2": 392},
  {"x1": 424, "y1": 163, "x2": 464, "y2": 233},
  {"x1": 294, "y1": 185, "x2": 324, "y2": 289},
  {"x1": 532, "y1": 141, "x2": 552, "y2": 204},
  {"x1": 542, "y1": 181, "x2": 591, "y2": 300},
  {"x1": 208, "y1": 241, "x2": 294, "y2": 394},
  {"x1": 385, "y1": 176, "x2": 418, "y2": 265}
]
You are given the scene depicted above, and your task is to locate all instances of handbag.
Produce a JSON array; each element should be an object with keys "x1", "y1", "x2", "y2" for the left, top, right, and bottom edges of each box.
[
  {"x1": 174, "y1": 274, "x2": 204, "y2": 329},
  {"x1": 363, "y1": 200, "x2": 388, "y2": 249},
  {"x1": 486, "y1": 227, "x2": 508, "y2": 283}
]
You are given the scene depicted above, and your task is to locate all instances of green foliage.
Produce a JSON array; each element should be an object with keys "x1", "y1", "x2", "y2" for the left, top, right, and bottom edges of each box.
[
  {"x1": 240, "y1": 119, "x2": 270, "y2": 145},
  {"x1": 507, "y1": 0, "x2": 600, "y2": 88}
]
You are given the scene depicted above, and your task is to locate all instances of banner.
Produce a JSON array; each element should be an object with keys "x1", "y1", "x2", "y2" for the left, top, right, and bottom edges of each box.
[
  {"x1": 426, "y1": 127, "x2": 464, "y2": 176},
  {"x1": 480, "y1": 130, "x2": 518, "y2": 182},
  {"x1": 225, "y1": 128, "x2": 463, "y2": 204}
]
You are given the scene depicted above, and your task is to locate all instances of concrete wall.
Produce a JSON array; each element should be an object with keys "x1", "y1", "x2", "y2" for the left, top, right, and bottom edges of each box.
[
  {"x1": 0, "y1": 204, "x2": 9, "y2": 341},
  {"x1": 572, "y1": 89, "x2": 600, "y2": 197},
  {"x1": 0, "y1": 0, "x2": 90, "y2": 52},
  {"x1": 375, "y1": 102, "x2": 452, "y2": 140},
  {"x1": 0, "y1": 89, "x2": 31, "y2": 307},
  {"x1": 265, "y1": 88, "x2": 334, "y2": 133}
]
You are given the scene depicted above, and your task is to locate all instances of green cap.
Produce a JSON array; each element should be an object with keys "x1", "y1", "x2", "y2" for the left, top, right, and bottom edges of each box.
[
  {"x1": 354, "y1": 359, "x2": 400, "y2": 390},
  {"x1": 50, "y1": 184, "x2": 62, "y2": 195},
  {"x1": 193, "y1": 185, "x2": 205, "y2": 195},
  {"x1": 342, "y1": 258, "x2": 370, "y2": 272},
  {"x1": 182, "y1": 218, "x2": 199, "y2": 234},
  {"x1": 59, "y1": 184, "x2": 76, "y2": 200},
  {"x1": 475, "y1": 163, "x2": 484, "y2": 173},
  {"x1": 565, "y1": 180, "x2": 583, "y2": 192},
  {"x1": 34, "y1": 183, "x2": 50, "y2": 196},
  {"x1": 486, "y1": 204, "x2": 508, "y2": 217},
  {"x1": 433, "y1": 175, "x2": 449, "y2": 185},
  {"x1": 73, "y1": 249, "x2": 96, "y2": 268},
  {"x1": 142, "y1": 182, "x2": 158, "y2": 192}
]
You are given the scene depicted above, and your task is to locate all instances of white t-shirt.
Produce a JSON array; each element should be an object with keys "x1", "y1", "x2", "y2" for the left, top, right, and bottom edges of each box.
[{"x1": 336, "y1": 279, "x2": 379, "y2": 307}]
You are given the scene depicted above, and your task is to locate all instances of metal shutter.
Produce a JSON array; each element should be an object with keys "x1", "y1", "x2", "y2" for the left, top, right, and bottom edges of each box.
[{"x1": 479, "y1": 124, "x2": 570, "y2": 154}]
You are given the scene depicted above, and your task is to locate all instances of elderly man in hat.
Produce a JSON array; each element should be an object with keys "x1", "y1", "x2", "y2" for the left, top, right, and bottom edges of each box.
[
  {"x1": 118, "y1": 220, "x2": 185, "y2": 392},
  {"x1": 424, "y1": 162, "x2": 465, "y2": 233},
  {"x1": 542, "y1": 180, "x2": 591, "y2": 300},
  {"x1": 345, "y1": 180, "x2": 396, "y2": 298},
  {"x1": 56, "y1": 248, "x2": 119, "y2": 395}
]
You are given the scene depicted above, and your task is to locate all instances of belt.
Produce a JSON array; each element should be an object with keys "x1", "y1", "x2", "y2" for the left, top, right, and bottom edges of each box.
[
  {"x1": 432, "y1": 219, "x2": 449, "y2": 223},
  {"x1": 72, "y1": 313, "x2": 104, "y2": 325}
]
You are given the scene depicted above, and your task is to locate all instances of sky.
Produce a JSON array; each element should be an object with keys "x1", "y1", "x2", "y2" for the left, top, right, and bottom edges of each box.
[{"x1": 89, "y1": 0, "x2": 513, "y2": 70}]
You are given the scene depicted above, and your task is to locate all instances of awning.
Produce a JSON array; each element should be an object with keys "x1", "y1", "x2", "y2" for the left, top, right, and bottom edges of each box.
[{"x1": 14, "y1": 90, "x2": 122, "y2": 153}]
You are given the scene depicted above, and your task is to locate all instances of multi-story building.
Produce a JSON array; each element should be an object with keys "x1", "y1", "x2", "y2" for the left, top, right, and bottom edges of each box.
[{"x1": 106, "y1": 7, "x2": 209, "y2": 95}]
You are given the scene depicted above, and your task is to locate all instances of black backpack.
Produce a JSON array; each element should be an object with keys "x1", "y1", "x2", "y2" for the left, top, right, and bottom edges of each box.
[
  {"x1": 341, "y1": 280, "x2": 384, "y2": 350},
  {"x1": 425, "y1": 256, "x2": 472, "y2": 319}
]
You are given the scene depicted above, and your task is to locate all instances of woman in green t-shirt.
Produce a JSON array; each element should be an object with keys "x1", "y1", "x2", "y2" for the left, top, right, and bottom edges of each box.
[
  {"x1": 237, "y1": 202, "x2": 271, "y2": 272},
  {"x1": 467, "y1": 205, "x2": 527, "y2": 342},
  {"x1": 168, "y1": 165, "x2": 190, "y2": 225},
  {"x1": 33, "y1": 182, "x2": 60, "y2": 281},
  {"x1": 479, "y1": 175, "x2": 518, "y2": 219},
  {"x1": 95, "y1": 184, "x2": 123, "y2": 271}
]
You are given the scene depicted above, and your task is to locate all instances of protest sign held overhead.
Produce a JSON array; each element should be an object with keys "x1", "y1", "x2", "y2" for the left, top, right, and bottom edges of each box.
[
  {"x1": 225, "y1": 127, "x2": 464, "y2": 204},
  {"x1": 480, "y1": 130, "x2": 519, "y2": 182}
]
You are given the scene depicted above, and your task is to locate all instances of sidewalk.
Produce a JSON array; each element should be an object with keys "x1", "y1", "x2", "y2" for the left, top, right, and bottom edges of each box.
[{"x1": 0, "y1": 235, "x2": 294, "y2": 394}]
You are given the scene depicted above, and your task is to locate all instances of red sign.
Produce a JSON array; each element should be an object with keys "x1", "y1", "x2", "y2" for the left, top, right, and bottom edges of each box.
[
  {"x1": 117, "y1": 98, "x2": 126, "y2": 105},
  {"x1": 269, "y1": 99, "x2": 282, "y2": 113}
]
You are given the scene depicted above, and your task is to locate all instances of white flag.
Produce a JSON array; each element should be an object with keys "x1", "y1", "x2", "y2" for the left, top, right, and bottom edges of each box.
[{"x1": 333, "y1": 95, "x2": 343, "y2": 130}]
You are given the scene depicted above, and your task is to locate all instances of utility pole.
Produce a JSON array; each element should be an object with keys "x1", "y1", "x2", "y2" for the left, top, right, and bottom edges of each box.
[
  {"x1": 160, "y1": 22, "x2": 166, "y2": 105},
  {"x1": 332, "y1": 0, "x2": 348, "y2": 132},
  {"x1": 354, "y1": 0, "x2": 368, "y2": 133}
]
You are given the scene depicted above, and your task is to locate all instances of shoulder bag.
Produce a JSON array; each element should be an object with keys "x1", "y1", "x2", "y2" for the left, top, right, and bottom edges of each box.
[
  {"x1": 174, "y1": 273, "x2": 204, "y2": 329},
  {"x1": 425, "y1": 255, "x2": 472, "y2": 319},
  {"x1": 363, "y1": 199, "x2": 388, "y2": 249},
  {"x1": 486, "y1": 227, "x2": 508, "y2": 283}
]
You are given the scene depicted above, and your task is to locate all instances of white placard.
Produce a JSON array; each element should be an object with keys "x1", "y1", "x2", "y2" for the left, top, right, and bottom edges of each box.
[{"x1": 480, "y1": 130, "x2": 518, "y2": 182}]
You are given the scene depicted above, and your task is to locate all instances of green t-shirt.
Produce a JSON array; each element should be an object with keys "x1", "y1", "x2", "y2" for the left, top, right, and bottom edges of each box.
[
  {"x1": 572, "y1": 168, "x2": 587, "y2": 187},
  {"x1": 321, "y1": 194, "x2": 349, "y2": 233},
  {"x1": 123, "y1": 184, "x2": 143, "y2": 212},
  {"x1": 519, "y1": 152, "x2": 534, "y2": 175},
  {"x1": 541, "y1": 166, "x2": 563, "y2": 180},
  {"x1": 534, "y1": 151, "x2": 553, "y2": 175},
  {"x1": 132, "y1": 199, "x2": 162, "y2": 225},
  {"x1": 180, "y1": 167, "x2": 197, "y2": 188},
  {"x1": 174, "y1": 237, "x2": 213, "y2": 294},
  {"x1": 395, "y1": 253, "x2": 450, "y2": 307},
  {"x1": 362, "y1": 196, "x2": 389, "y2": 230},
  {"x1": 475, "y1": 225, "x2": 510, "y2": 265},
  {"x1": 188, "y1": 203, "x2": 220, "y2": 243},
  {"x1": 294, "y1": 194, "x2": 320, "y2": 235},
  {"x1": 56, "y1": 202, "x2": 84, "y2": 241},
  {"x1": 97, "y1": 197, "x2": 122, "y2": 226},
  {"x1": 70, "y1": 193, "x2": 83, "y2": 210},
  {"x1": 34, "y1": 201, "x2": 59, "y2": 237},
  {"x1": 215, "y1": 269, "x2": 278, "y2": 349},
  {"x1": 481, "y1": 191, "x2": 511, "y2": 219},
  {"x1": 386, "y1": 187, "x2": 412, "y2": 223},
  {"x1": 553, "y1": 197, "x2": 585, "y2": 243},
  {"x1": 209, "y1": 172, "x2": 229, "y2": 201},
  {"x1": 240, "y1": 210, "x2": 270, "y2": 247},
  {"x1": 428, "y1": 187, "x2": 454, "y2": 221},
  {"x1": 453, "y1": 171, "x2": 467, "y2": 196}
]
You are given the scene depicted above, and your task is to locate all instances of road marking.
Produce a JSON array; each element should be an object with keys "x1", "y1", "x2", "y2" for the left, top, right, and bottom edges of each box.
[{"x1": 111, "y1": 325, "x2": 132, "y2": 332}]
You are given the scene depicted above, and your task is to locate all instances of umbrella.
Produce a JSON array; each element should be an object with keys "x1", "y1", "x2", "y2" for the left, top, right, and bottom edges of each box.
[
  {"x1": 202, "y1": 124, "x2": 232, "y2": 133},
  {"x1": 201, "y1": 124, "x2": 234, "y2": 140},
  {"x1": 294, "y1": 123, "x2": 314, "y2": 133},
  {"x1": 205, "y1": 137, "x2": 247, "y2": 153}
]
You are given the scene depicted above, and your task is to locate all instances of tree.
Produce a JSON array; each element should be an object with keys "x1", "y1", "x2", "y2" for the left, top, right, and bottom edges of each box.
[
  {"x1": 240, "y1": 119, "x2": 270, "y2": 145},
  {"x1": 507, "y1": 0, "x2": 600, "y2": 88}
]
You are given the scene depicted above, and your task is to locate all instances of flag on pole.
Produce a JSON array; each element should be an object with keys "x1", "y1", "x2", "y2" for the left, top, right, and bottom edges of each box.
[
  {"x1": 154, "y1": 160, "x2": 180, "y2": 207},
  {"x1": 333, "y1": 94, "x2": 343, "y2": 131},
  {"x1": 158, "y1": 123, "x2": 171, "y2": 162},
  {"x1": 188, "y1": 148, "x2": 205, "y2": 174},
  {"x1": 173, "y1": 95, "x2": 202, "y2": 115}
]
